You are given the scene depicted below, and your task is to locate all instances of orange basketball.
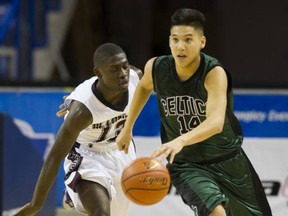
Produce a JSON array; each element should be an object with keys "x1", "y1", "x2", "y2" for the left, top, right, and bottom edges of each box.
[{"x1": 121, "y1": 157, "x2": 171, "y2": 205}]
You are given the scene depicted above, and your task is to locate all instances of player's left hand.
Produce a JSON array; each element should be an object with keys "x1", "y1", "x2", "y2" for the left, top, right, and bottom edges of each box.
[
  {"x1": 151, "y1": 141, "x2": 184, "y2": 164},
  {"x1": 13, "y1": 202, "x2": 41, "y2": 216}
]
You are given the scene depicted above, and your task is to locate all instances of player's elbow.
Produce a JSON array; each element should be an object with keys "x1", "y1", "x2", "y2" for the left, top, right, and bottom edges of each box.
[
  {"x1": 210, "y1": 117, "x2": 225, "y2": 134},
  {"x1": 214, "y1": 122, "x2": 224, "y2": 134}
]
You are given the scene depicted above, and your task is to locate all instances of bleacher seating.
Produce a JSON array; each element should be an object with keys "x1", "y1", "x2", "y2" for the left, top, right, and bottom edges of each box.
[{"x1": 0, "y1": 0, "x2": 62, "y2": 80}]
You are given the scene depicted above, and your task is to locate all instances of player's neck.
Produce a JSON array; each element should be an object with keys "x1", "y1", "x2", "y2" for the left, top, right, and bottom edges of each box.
[
  {"x1": 95, "y1": 81, "x2": 128, "y2": 109},
  {"x1": 175, "y1": 56, "x2": 201, "y2": 81}
]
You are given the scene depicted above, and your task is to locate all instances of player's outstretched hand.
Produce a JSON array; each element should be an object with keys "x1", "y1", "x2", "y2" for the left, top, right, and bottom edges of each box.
[
  {"x1": 56, "y1": 95, "x2": 68, "y2": 117},
  {"x1": 13, "y1": 202, "x2": 41, "y2": 216}
]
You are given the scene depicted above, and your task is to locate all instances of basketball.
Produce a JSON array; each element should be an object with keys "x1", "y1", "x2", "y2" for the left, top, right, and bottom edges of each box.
[{"x1": 121, "y1": 157, "x2": 171, "y2": 206}]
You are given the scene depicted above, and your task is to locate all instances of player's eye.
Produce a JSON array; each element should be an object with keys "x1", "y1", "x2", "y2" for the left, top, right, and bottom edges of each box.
[
  {"x1": 171, "y1": 37, "x2": 178, "y2": 43},
  {"x1": 111, "y1": 67, "x2": 118, "y2": 73},
  {"x1": 123, "y1": 64, "x2": 129, "y2": 71}
]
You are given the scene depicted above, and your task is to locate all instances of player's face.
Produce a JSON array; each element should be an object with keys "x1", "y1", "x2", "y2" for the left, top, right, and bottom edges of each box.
[
  {"x1": 98, "y1": 53, "x2": 130, "y2": 92},
  {"x1": 169, "y1": 25, "x2": 206, "y2": 68}
]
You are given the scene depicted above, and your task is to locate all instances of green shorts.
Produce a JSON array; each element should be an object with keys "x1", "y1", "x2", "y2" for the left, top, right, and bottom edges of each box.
[{"x1": 167, "y1": 148, "x2": 272, "y2": 216}]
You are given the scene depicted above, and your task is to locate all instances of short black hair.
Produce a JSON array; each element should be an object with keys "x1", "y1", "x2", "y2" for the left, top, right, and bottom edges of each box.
[
  {"x1": 171, "y1": 8, "x2": 205, "y2": 34},
  {"x1": 93, "y1": 43, "x2": 125, "y2": 66}
]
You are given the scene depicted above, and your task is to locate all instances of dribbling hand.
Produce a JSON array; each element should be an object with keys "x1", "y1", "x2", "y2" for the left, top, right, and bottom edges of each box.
[{"x1": 151, "y1": 141, "x2": 184, "y2": 164}]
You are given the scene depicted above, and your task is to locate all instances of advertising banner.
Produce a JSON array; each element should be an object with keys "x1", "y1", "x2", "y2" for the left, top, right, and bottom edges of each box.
[{"x1": 0, "y1": 88, "x2": 287, "y2": 215}]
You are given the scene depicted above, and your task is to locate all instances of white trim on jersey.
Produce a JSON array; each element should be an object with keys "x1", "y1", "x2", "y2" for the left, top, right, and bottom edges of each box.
[{"x1": 64, "y1": 69, "x2": 139, "y2": 148}]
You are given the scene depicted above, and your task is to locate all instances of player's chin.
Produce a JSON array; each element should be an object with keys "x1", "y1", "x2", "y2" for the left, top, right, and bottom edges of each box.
[{"x1": 120, "y1": 85, "x2": 129, "y2": 92}]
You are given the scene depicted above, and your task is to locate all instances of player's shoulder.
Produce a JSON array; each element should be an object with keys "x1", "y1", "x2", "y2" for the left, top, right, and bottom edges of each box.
[
  {"x1": 151, "y1": 55, "x2": 174, "y2": 69},
  {"x1": 78, "y1": 76, "x2": 97, "y2": 88},
  {"x1": 144, "y1": 57, "x2": 158, "y2": 71},
  {"x1": 129, "y1": 65, "x2": 143, "y2": 79},
  {"x1": 201, "y1": 52, "x2": 221, "y2": 65},
  {"x1": 74, "y1": 76, "x2": 97, "y2": 93},
  {"x1": 150, "y1": 55, "x2": 174, "y2": 72},
  {"x1": 65, "y1": 76, "x2": 97, "y2": 106},
  {"x1": 129, "y1": 65, "x2": 142, "y2": 87},
  {"x1": 155, "y1": 55, "x2": 172, "y2": 62},
  {"x1": 63, "y1": 100, "x2": 92, "y2": 129}
]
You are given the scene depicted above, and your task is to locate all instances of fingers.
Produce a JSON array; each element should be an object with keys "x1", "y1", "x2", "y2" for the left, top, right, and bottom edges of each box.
[
  {"x1": 59, "y1": 104, "x2": 65, "y2": 109},
  {"x1": 56, "y1": 109, "x2": 66, "y2": 117},
  {"x1": 169, "y1": 152, "x2": 175, "y2": 164},
  {"x1": 117, "y1": 142, "x2": 129, "y2": 154},
  {"x1": 117, "y1": 142, "x2": 124, "y2": 151},
  {"x1": 125, "y1": 143, "x2": 129, "y2": 154},
  {"x1": 151, "y1": 145, "x2": 175, "y2": 163},
  {"x1": 116, "y1": 131, "x2": 132, "y2": 154},
  {"x1": 116, "y1": 137, "x2": 126, "y2": 150},
  {"x1": 56, "y1": 104, "x2": 68, "y2": 117},
  {"x1": 56, "y1": 95, "x2": 69, "y2": 117},
  {"x1": 151, "y1": 146, "x2": 165, "y2": 158}
]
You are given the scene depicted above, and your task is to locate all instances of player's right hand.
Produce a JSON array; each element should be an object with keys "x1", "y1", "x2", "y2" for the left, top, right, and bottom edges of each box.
[{"x1": 116, "y1": 127, "x2": 132, "y2": 154}]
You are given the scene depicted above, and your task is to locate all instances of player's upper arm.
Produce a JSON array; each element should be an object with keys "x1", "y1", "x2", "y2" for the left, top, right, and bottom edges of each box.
[
  {"x1": 204, "y1": 66, "x2": 228, "y2": 128},
  {"x1": 139, "y1": 57, "x2": 156, "y2": 92},
  {"x1": 62, "y1": 101, "x2": 93, "y2": 136},
  {"x1": 49, "y1": 100, "x2": 92, "y2": 159}
]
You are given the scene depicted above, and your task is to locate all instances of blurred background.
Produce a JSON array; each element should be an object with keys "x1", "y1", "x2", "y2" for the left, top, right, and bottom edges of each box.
[
  {"x1": 0, "y1": 0, "x2": 288, "y2": 215},
  {"x1": 1, "y1": 0, "x2": 288, "y2": 87}
]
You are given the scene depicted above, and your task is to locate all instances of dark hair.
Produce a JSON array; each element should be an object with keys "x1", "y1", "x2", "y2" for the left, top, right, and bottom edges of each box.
[
  {"x1": 93, "y1": 43, "x2": 125, "y2": 66},
  {"x1": 171, "y1": 8, "x2": 205, "y2": 33}
]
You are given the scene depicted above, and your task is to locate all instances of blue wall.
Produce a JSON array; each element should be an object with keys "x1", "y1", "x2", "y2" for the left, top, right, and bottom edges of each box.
[{"x1": 0, "y1": 88, "x2": 287, "y2": 207}]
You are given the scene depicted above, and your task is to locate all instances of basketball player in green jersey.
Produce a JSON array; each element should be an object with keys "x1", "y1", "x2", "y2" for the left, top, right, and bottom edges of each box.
[{"x1": 117, "y1": 8, "x2": 272, "y2": 216}]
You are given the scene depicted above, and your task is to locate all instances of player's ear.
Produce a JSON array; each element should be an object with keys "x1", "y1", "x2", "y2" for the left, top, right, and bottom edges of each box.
[
  {"x1": 200, "y1": 35, "x2": 206, "y2": 49},
  {"x1": 94, "y1": 66, "x2": 102, "y2": 77}
]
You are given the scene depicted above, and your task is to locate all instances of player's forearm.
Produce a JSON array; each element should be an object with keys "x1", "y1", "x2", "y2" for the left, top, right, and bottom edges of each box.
[
  {"x1": 30, "y1": 156, "x2": 61, "y2": 208},
  {"x1": 31, "y1": 123, "x2": 79, "y2": 207},
  {"x1": 125, "y1": 83, "x2": 151, "y2": 130},
  {"x1": 177, "y1": 116, "x2": 224, "y2": 147}
]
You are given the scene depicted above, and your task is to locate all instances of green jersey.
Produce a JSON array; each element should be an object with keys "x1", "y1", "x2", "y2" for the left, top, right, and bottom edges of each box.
[{"x1": 152, "y1": 53, "x2": 243, "y2": 163}]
